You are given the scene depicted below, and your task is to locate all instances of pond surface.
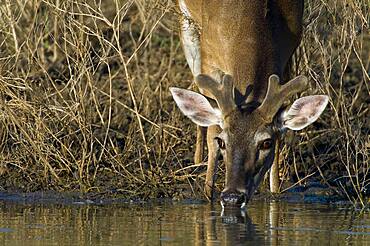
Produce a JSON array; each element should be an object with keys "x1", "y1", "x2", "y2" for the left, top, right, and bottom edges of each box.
[{"x1": 0, "y1": 198, "x2": 369, "y2": 245}]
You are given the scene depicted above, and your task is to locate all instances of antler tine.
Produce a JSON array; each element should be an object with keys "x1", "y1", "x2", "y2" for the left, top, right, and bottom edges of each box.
[
  {"x1": 195, "y1": 74, "x2": 236, "y2": 115},
  {"x1": 258, "y1": 74, "x2": 309, "y2": 122}
]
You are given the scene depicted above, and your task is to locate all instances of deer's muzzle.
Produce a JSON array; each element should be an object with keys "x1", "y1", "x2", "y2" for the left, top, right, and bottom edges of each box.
[{"x1": 220, "y1": 191, "x2": 247, "y2": 208}]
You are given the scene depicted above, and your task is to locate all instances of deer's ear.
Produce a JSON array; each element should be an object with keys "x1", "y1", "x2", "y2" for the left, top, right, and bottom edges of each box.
[
  {"x1": 170, "y1": 87, "x2": 222, "y2": 127},
  {"x1": 280, "y1": 95, "x2": 329, "y2": 130}
]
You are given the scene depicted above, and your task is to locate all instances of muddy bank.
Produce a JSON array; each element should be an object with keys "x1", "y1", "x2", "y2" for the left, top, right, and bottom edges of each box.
[{"x1": 0, "y1": 183, "x2": 350, "y2": 207}]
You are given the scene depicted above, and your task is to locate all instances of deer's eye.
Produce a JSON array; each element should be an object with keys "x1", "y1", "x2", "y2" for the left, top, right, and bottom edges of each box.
[
  {"x1": 260, "y1": 139, "x2": 273, "y2": 150},
  {"x1": 215, "y1": 137, "x2": 226, "y2": 150}
]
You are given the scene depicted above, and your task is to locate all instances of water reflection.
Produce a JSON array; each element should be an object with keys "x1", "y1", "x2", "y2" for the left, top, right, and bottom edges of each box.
[
  {"x1": 0, "y1": 199, "x2": 368, "y2": 245},
  {"x1": 220, "y1": 206, "x2": 262, "y2": 245}
]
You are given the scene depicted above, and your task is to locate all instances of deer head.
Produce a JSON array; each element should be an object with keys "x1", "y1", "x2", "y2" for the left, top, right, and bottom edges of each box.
[{"x1": 170, "y1": 74, "x2": 328, "y2": 207}]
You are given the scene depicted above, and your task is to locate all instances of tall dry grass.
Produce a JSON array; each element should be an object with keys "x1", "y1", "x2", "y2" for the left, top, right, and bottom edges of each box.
[
  {"x1": 0, "y1": 0, "x2": 368, "y2": 204},
  {"x1": 279, "y1": 0, "x2": 369, "y2": 205}
]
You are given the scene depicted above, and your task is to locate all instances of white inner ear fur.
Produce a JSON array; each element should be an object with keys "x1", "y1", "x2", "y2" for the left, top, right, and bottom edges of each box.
[
  {"x1": 281, "y1": 95, "x2": 329, "y2": 131},
  {"x1": 170, "y1": 87, "x2": 223, "y2": 127}
]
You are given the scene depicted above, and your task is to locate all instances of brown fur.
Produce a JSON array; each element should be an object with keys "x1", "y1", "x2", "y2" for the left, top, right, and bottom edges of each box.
[
  {"x1": 184, "y1": 0, "x2": 303, "y2": 102},
  {"x1": 179, "y1": 0, "x2": 304, "y2": 200}
]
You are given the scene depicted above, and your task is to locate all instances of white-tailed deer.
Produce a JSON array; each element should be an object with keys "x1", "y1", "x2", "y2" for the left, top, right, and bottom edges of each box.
[{"x1": 170, "y1": 0, "x2": 329, "y2": 207}]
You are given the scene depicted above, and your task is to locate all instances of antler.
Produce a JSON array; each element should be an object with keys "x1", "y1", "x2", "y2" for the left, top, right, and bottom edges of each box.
[
  {"x1": 195, "y1": 74, "x2": 236, "y2": 115},
  {"x1": 258, "y1": 74, "x2": 309, "y2": 122}
]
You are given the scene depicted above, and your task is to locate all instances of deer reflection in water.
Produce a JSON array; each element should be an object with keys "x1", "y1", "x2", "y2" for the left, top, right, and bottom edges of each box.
[
  {"x1": 192, "y1": 202, "x2": 287, "y2": 245},
  {"x1": 194, "y1": 206, "x2": 258, "y2": 245}
]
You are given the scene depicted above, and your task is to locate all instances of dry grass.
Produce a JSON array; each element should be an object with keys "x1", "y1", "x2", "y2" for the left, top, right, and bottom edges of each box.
[
  {"x1": 278, "y1": 0, "x2": 369, "y2": 206},
  {"x1": 0, "y1": 0, "x2": 368, "y2": 204}
]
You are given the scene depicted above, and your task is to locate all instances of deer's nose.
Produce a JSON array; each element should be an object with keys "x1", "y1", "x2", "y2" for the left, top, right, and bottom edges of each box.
[{"x1": 220, "y1": 191, "x2": 246, "y2": 207}]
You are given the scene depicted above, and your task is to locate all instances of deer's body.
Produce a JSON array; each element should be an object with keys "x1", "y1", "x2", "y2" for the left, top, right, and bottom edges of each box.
[
  {"x1": 180, "y1": 0, "x2": 303, "y2": 103},
  {"x1": 172, "y1": 0, "x2": 329, "y2": 207}
]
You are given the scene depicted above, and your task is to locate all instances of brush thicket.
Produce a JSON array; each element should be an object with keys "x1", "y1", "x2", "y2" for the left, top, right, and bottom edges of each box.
[{"x1": 0, "y1": 0, "x2": 368, "y2": 205}]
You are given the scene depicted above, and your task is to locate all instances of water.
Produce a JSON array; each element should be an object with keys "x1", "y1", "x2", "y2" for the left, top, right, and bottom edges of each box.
[{"x1": 0, "y1": 199, "x2": 369, "y2": 245}]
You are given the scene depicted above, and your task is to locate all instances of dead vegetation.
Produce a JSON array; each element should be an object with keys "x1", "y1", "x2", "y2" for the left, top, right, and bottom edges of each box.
[{"x1": 0, "y1": 0, "x2": 368, "y2": 205}]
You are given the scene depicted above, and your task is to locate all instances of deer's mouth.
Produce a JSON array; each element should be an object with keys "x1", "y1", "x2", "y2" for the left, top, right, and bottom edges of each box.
[
  {"x1": 220, "y1": 172, "x2": 266, "y2": 209},
  {"x1": 220, "y1": 192, "x2": 246, "y2": 208}
]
